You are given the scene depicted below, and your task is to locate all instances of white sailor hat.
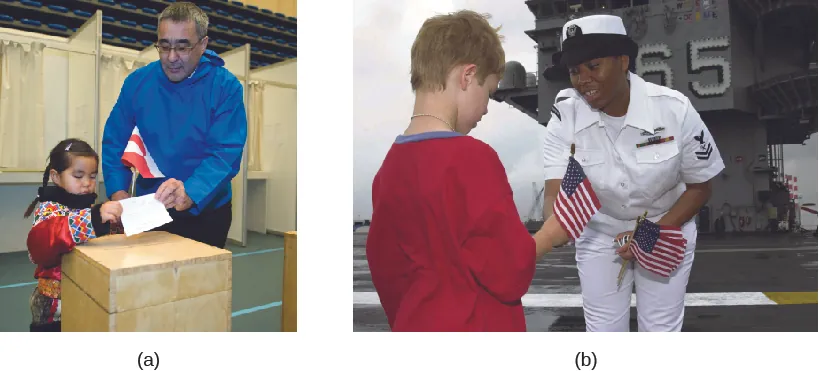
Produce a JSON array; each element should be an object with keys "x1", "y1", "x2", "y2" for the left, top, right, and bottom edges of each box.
[{"x1": 558, "y1": 14, "x2": 637, "y2": 70}]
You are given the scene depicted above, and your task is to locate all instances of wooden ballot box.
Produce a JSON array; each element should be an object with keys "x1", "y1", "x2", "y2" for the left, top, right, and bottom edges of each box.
[{"x1": 61, "y1": 231, "x2": 232, "y2": 332}]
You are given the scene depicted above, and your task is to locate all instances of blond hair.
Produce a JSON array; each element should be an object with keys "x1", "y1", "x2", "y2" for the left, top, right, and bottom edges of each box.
[{"x1": 410, "y1": 10, "x2": 505, "y2": 92}]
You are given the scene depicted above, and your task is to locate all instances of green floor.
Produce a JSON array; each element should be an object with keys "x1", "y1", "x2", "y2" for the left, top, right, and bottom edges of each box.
[{"x1": 0, "y1": 231, "x2": 284, "y2": 332}]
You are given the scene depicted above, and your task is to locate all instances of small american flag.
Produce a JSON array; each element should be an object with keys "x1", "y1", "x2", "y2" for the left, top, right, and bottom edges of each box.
[
  {"x1": 629, "y1": 219, "x2": 687, "y2": 277},
  {"x1": 553, "y1": 156, "x2": 601, "y2": 240}
]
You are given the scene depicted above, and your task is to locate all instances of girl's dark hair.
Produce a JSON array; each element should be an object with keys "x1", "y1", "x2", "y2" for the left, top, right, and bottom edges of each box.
[{"x1": 24, "y1": 138, "x2": 99, "y2": 218}]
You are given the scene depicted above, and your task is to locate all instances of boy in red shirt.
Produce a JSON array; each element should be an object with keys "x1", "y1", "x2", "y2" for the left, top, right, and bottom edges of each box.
[{"x1": 365, "y1": 10, "x2": 568, "y2": 332}]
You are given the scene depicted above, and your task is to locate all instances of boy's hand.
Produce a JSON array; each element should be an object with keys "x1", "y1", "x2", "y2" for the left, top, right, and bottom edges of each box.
[{"x1": 100, "y1": 201, "x2": 123, "y2": 223}]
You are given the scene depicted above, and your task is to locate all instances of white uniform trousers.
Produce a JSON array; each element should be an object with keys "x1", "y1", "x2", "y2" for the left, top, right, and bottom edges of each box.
[{"x1": 574, "y1": 222, "x2": 697, "y2": 332}]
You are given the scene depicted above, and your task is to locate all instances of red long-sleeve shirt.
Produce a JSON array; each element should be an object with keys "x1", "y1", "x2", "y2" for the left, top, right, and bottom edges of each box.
[
  {"x1": 28, "y1": 200, "x2": 109, "y2": 296},
  {"x1": 366, "y1": 132, "x2": 536, "y2": 331}
]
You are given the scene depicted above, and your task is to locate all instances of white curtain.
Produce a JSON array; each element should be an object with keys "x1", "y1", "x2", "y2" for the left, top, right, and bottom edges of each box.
[
  {"x1": 0, "y1": 40, "x2": 45, "y2": 169},
  {"x1": 248, "y1": 81, "x2": 264, "y2": 171},
  {"x1": 99, "y1": 54, "x2": 145, "y2": 151}
]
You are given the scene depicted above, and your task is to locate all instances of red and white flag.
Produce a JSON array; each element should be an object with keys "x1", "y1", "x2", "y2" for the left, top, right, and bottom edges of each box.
[{"x1": 121, "y1": 127, "x2": 165, "y2": 178}]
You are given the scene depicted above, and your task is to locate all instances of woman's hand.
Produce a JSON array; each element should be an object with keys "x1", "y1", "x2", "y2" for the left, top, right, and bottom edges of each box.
[{"x1": 614, "y1": 231, "x2": 634, "y2": 260}]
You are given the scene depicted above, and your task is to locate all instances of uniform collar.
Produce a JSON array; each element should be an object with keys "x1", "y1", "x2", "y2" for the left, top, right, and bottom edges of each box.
[{"x1": 574, "y1": 72, "x2": 654, "y2": 134}]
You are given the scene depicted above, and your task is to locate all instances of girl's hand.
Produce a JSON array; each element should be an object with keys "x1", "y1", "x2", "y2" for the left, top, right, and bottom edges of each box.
[{"x1": 100, "y1": 201, "x2": 123, "y2": 223}]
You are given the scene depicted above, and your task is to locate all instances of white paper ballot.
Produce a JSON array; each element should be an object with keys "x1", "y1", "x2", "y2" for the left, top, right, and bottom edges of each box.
[{"x1": 118, "y1": 193, "x2": 173, "y2": 237}]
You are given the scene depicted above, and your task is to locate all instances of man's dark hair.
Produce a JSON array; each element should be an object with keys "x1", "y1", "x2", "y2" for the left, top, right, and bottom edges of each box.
[{"x1": 158, "y1": 2, "x2": 209, "y2": 40}]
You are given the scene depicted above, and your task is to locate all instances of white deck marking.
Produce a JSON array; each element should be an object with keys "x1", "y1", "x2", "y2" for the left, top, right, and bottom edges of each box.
[{"x1": 353, "y1": 291, "x2": 782, "y2": 307}]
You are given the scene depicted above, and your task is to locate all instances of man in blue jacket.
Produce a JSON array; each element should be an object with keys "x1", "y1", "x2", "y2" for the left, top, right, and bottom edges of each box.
[{"x1": 102, "y1": 2, "x2": 247, "y2": 248}]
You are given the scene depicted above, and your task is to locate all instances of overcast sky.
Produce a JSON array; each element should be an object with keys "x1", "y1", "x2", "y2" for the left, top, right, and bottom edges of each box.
[{"x1": 353, "y1": 0, "x2": 817, "y2": 225}]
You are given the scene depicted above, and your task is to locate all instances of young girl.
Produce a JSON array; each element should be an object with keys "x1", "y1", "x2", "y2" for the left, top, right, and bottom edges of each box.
[{"x1": 24, "y1": 138, "x2": 123, "y2": 332}]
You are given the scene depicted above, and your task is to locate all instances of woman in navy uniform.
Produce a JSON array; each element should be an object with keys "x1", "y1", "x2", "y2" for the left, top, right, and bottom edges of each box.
[{"x1": 542, "y1": 14, "x2": 725, "y2": 331}]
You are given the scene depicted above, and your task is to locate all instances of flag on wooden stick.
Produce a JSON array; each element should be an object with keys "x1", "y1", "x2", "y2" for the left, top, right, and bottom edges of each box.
[
  {"x1": 121, "y1": 127, "x2": 165, "y2": 178},
  {"x1": 553, "y1": 144, "x2": 602, "y2": 240}
]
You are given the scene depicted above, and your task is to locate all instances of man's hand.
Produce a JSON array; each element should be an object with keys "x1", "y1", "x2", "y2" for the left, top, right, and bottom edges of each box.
[
  {"x1": 156, "y1": 178, "x2": 194, "y2": 211},
  {"x1": 173, "y1": 194, "x2": 194, "y2": 211},
  {"x1": 156, "y1": 178, "x2": 184, "y2": 208},
  {"x1": 614, "y1": 231, "x2": 635, "y2": 260},
  {"x1": 110, "y1": 190, "x2": 130, "y2": 202}
]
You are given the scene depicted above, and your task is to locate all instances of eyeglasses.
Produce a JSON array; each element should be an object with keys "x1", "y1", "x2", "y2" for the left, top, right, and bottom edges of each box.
[{"x1": 154, "y1": 37, "x2": 205, "y2": 56}]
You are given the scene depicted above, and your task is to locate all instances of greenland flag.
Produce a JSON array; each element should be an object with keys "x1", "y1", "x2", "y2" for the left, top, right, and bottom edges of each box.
[{"x1": 121, "y1": 127, "x2": 165, "y2": 178}]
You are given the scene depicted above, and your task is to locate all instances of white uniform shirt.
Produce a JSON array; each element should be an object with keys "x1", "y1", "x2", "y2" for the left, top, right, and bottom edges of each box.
[{"x1": 543, "y1": 72, "x2": 725, "y2": 238}]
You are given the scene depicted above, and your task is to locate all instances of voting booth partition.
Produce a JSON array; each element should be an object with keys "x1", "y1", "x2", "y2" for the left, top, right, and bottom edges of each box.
[
  {"x1": 208, "y1": 46, "x2": 299, "y2": 241},
  {"x1": 222, "y1": 48, "x2": 297, "y2": 331},
  {"x1": 0, "y1": 11, "x2": 103, "y2": 254},
  {"x1": 0, "y1": 12, "x2": 99, "y2": 173},
  {"x1": 248, "y1": 58, "x2": 297, "y2": 235}
]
